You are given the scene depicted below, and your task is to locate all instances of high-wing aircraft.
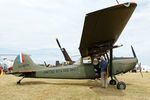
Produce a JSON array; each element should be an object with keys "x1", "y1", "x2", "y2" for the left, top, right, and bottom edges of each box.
[{"x1": 10, "y1": 2, "x2": 138, "y2": 90}]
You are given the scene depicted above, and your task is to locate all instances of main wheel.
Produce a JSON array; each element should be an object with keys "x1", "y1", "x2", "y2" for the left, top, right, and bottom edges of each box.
[
  {"x1": 109, "y1": 79, "x2": 116, "y2": 85},
  {"x1": 117, "y1": 82, "x2": 126, "y2": 90}
]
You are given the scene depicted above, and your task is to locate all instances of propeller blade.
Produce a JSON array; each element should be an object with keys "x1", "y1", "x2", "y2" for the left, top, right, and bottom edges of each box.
[
  {"x1": 56, "y1": 38, "x2": 73, "y2": 64},
  {"x1": 44, "y1": 61, "x2": 47, "y2": 66},
  {"x1": 131, "y1": 46, "x2": 142, "y2": 77},
  {"x1": 116, "y1": 0, "x2": 119, "y2": 4},
  {"x1": 131, "y1": 46, "x2": 137, "y2": 58},
  {"x1": 56, "y1": 38, "x2": 62, "y2": 49},
  {"x1": 140, "y1": 70, "x2": 143, "y2": 78}
]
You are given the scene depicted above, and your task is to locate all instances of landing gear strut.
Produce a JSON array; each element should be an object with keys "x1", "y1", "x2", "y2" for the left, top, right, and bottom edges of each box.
[
  {"x1": 109, "y1": 48, "x2": 126, "y2": 90},
  {"x1": 109, "y1": 75, "x2": 126, "y2": 90},
  {"x1": 17, "y1": 76, "x2": 25, "y2": 85},
  {"x1": 110, "y1": 76, "x2": 117, "y2": 85},
  {"x1": 109, "y1": 79, "x2": 116, "y2": 85}
]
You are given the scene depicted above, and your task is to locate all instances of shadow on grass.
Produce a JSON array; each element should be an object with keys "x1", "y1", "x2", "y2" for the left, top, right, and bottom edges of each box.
[
  {"x1": 14, "y1": 79, "x2": 126, "y2": 96},
  {"x1": 87, "y1": 80, "x2": 126, "y2": 96},
  {"x1": 18, "y1": 80, "x2": 101, "y2": 87},
  {"x1": 18, "y1": 81, "x2": 50, "y2": 85},
  {"x1": 91, "y1": 85, "x2": 125, "y2": 96}
]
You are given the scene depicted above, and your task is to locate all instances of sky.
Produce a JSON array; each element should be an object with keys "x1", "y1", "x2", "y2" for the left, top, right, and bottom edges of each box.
[{"x1": 0, "y1": 0, "x2": 149, "y2": 65}]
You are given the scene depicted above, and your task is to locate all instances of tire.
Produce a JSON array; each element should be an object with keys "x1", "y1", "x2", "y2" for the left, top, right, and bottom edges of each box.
[
  {"x1": 117, "y1": 82, "x2": 126, "y2": 90},
  {"x1": 109, "y1": 79, "x2": 116, "y2": 85}
]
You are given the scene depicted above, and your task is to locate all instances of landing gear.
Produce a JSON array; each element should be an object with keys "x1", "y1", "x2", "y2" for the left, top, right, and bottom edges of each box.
[
  {"x1": 17, "y1": 76, "x2": 25, "y2": 85},
  {"x1": 109, "y1": 79, "x2": 116, "y2": 85},
  {"x1": 109, "y1": 75, "x2": 126, "y2": 90},
  {"x1": 17, "y1": 81, "x2": 21, "y2": 84},
  {"x1": 109, "y1": 75, "x2": 118, "y2": 85},
  {"x1": 108, "y1": 48, "x2": 127, "y2": 90},
  {"x1": 117, "y1": 82, "x2": 126, "y2": 90}
]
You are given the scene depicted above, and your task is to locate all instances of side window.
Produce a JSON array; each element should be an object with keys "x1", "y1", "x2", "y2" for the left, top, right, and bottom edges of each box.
[{"x1": 82, "y1": 56, "x2": 92, "y2": 64}]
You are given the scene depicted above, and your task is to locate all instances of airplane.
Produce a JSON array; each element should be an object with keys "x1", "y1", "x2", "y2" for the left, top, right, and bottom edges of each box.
[{"x1": 10, "y1": 2, "x2": 138, "y2": 90}]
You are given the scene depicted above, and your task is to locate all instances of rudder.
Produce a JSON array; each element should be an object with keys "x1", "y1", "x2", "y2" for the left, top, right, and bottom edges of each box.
[{"x1": 12, "y1": 54, "x2": 37, "y2": 72}]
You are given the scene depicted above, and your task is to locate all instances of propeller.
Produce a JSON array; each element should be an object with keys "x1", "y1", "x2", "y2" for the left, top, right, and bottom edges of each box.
[
  {"x1": 131, "y1": 46, "x2": 143, "y2": 78},
  {"x1": 44, "y1": 61, "x2": 47, "y2": 67},
  {"x1": 116, "y1": 0, "x2": 119, "y2": 4},
  {"x1": 56, "y1": 38, "x2": 73, "y2": 64},
  {"x1": 131, "y1": 45, "x2": 137, "y2": 58}
]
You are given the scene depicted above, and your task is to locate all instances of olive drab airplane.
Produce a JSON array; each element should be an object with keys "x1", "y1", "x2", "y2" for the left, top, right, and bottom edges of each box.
[{"x1": 10, "y1": 2, "x2": 138, "y2": 90}]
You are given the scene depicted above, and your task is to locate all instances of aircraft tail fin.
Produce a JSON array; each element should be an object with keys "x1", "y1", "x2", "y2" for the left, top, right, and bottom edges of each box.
[{"x1": 12, "y1": 53, "x2": 37, "y2": 72}]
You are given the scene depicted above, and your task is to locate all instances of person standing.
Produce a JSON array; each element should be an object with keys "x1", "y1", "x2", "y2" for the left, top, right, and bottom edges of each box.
[{"x1": 99, "y1": 57, "x2": 108, "y2": 88}]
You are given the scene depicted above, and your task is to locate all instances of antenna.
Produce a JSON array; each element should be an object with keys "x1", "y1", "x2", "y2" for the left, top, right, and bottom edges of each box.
[{"x1": 116, "y1": 0, "x2": 119, "y2": 4}]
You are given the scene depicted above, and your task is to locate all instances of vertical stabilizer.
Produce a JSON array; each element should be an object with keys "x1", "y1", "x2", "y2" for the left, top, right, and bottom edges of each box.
[{"x1": 12, "y1": 54, "x2": 39, "y2": 72}]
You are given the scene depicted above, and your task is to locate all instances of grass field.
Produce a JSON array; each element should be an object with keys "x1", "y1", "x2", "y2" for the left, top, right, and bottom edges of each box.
[{"x1": 0, "y1": 73, "x2": 150, "y2": 100}]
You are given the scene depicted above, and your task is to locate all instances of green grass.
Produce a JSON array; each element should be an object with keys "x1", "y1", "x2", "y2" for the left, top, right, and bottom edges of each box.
[{"x1": 0, "y1": 73, "x2": 150, "y2": 100}]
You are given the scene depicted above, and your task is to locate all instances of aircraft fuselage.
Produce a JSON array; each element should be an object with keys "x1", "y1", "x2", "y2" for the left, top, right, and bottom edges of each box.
[{"x1": 20, "y1": 58, "x2": 137, "y2": 79}]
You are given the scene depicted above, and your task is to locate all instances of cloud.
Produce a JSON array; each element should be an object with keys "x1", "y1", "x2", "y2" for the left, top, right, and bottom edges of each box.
[
  {"x1": 0, "y1": 0, "x2": 115, "y2": 50},
  {"x1": 114, "y1": 0, "x2": 150, "y2": 65},
  {"x1": 0, "y1": 0, "x2": 149, "y2": 65}
]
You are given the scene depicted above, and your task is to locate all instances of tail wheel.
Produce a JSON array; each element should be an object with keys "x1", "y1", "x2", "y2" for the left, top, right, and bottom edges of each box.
[
  {"x1": 117, "y1": 82, "x2": 126, "y2": 90},
  {"x1": 17, "y1": 81, "x2": 21, "y2": 85}
]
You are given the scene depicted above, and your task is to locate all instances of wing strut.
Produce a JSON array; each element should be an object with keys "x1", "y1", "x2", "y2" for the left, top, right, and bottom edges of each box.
[{"x1": 109, "y1": 48, "x2": 113, "y2": 77}]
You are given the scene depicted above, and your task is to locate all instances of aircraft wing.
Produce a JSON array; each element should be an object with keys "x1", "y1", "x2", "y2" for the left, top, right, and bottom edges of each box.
[{"x1": 79, "y1": 2, "x2": 137, "y2": 57}]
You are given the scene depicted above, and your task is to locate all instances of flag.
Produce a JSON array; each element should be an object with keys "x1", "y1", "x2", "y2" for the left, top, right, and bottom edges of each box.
[{"x1": 18, "y1": 53, "x2": 24, "y2": 63}]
